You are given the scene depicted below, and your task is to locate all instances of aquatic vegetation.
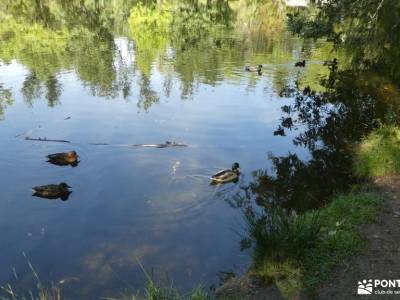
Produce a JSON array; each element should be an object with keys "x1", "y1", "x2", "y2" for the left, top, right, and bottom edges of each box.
[
  {"x1": 243, "y1": 207, "x2": 321, "y2": 264},
  {"x1": 1, "y1": 260, "x2": 211, "y2": 300},
  {"x1": 356, "y1": 125, "x2": 400, "y2": 177}
]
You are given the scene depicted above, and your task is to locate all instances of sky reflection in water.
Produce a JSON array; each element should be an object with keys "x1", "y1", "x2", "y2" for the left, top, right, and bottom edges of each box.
[{"x1": 0, "y1": 33, "x2": 331, "y2": 298}]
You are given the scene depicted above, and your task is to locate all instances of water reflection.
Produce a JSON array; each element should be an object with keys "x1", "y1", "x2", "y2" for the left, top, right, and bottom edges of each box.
[
  {"x1": 0, "y1": 83, "x2": 13, "y2": 119},
  {"x1": 0, "y1": 1, "x2": 365, "y2": 299},
  {"x1": 236, "y1": 71, "x2": 400, "y2": 214},
  {"x1": 0, "y1": 1, "x2": 335, "y2": 117}
]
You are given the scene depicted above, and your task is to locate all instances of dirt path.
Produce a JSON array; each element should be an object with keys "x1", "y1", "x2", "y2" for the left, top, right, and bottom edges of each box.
[
  {"x1": 217, "y1": 176, "x2": 400, "y2": 300},
  {"x1": 318, "y1": 175, "x2": 400, "y2": 299}
]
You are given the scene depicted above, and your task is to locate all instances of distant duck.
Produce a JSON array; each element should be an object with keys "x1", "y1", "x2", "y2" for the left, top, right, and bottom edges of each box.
[
  {"x1": 211, "y1": 162, "x2": 241, "y2": 184},
  {"x1": 47, "y1": 151, "x2": 79, "y2": 167},
  {"x1": 32, "y1": 183, "x2": 72, "y2": 201},
  {"x1": 323, "y1": 58, "x2": 338, "y2": 70},
  {"x1": 245, "y1": 64, "x2": 262, "y2": 75},
  {"x1": 323, "y1": 58, "x2": 337, "y2": 66},
  {"x1": 295, "y1": 60, "x2": 306, "y2": 67}
]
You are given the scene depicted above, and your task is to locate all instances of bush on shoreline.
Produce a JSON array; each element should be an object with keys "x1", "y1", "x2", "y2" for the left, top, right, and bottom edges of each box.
[
  {"x1": 356, "y1": 125, "x2": 400, "y2": 177},
  {"x1": 247, "y1": 191, "x2": 382, "y2": 298}
]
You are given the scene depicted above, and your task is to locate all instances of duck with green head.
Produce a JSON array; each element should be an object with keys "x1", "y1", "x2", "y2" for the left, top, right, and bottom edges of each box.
[
  {"x1": 32, "y1": 183, "x2": 72, "y2": 201},
  {"x1": 245, "y1": 65, "x2": 262, "y2": 75},
  {"x1": 211, "y1": 162, "x2": 241, "y2": 184},
  {"x1": 323, "y1": 58, "x2": 338, "y2": 71}
]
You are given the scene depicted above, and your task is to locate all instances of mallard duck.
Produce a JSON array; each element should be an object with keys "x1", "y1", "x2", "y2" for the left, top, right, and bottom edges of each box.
[
  {"x1": 323, "y1": 58, "x2": 338, "y2": 70},
  {"x1": 323, "y1": 58, "x2": 337, "y2": 66},
  {"x1": 47, "y1": 151, "x2": 79, "y2": 166},
  {"x1": 32, "y1": 183, "x2": 72, "y2": 201},
  {"x1": 245, "y1": 65, "x2": 262, "y2": 75},
  {"x1": 134, "y1": 141, "x2": 188, "y2": 148},
  {"x1": 295, "y1": 60, "x2": 306, "y2": 67},
  {"x1": 211, "y1": 162, "x2": 241, "y2": 184}
]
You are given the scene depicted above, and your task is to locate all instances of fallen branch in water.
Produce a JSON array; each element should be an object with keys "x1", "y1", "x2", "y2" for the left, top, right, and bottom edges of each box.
[
  {"x1": 25, "y1": 137, "x2": 70, "y2": 143},
  {"x1": 88, "y1": 142, "x2": 110, "y2": 146}
]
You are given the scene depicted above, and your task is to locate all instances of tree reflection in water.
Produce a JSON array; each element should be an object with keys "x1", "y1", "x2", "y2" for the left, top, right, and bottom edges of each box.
[{"x1": 233, "y1": 71, "x2": 400, "y2": 215}]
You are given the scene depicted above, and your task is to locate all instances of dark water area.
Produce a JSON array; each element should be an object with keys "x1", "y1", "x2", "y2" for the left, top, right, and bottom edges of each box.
[{"x1": 1, "y1": 3, "x2": 399, "y2": 299}]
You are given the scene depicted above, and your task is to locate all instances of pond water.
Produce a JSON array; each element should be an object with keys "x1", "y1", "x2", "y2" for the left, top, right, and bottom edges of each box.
[{"x1": 0, "y1": 8, "x2": 353, "y2": 299}]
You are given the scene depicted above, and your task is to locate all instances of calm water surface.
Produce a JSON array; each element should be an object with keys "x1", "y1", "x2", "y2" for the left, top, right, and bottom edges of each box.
[{"x1": 0, "y1": 31, "x2": 332, "y2": 298}]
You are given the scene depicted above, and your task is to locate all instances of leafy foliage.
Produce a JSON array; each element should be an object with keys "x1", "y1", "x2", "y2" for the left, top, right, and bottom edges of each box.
[{"x1": 287, "y1": 0, "x2": 400, "y2": 81}]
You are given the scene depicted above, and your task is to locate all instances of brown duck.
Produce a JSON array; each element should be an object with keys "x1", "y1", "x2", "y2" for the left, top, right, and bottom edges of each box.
[
  {"x1": 295, "y1": 60, "x2": 306, "y2": 67},
  {"x1": 32, "y1": 183, "x2": 72, "y2": 201},
  {"x1": 47, "y1": 151, "x2": 79, "y2": 166}
]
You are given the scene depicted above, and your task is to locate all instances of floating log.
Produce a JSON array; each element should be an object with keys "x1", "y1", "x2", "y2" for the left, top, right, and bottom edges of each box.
[{"x1": 25, "y1": 137, "x2": 70, "y2": 143}]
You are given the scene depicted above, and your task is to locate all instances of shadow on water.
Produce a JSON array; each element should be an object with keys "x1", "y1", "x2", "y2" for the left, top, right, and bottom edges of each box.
[
  {"x1": 232, "y1": 70, "x2": 400, "y2": 259},
  {"x1": 234, "y1": 70, "x2": 400, "y2": 211}
]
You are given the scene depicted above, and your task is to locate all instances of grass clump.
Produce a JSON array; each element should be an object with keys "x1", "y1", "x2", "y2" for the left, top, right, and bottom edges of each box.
[
  {"x1": 356, "y1": 125, "x2": 400, "y2": 177},
  {"x1": 246, "y1": 191, "x2": 382, "y2": 298},
  {"x1": 143, "y1": 279, "x2": 209, "y2": 300},
  {"x1": 1, "y1": 258, "x2": 210, "y2": 300},
  {"x1": 244, "y1": 208, "x2": 322, "y2": 264}
]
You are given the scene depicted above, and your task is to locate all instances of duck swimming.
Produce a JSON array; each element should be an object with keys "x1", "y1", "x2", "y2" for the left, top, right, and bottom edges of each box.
[
  {"x1": 32, "y1": 183, "x2": 72, "y2": 201},
  {"x1": 211, "y1": 162, "x2": 241, "y2": 184},
  {"x1": 245, "y1": 65, "x2": 262, "y2": 75},
  {"x1": 323, "y1": 58, "x2": 337, "y2": 66},
  {"x1": 295, "y1": 60, "x2": 306, "y2": 67},
  {"x1": 47, "y1": 151, "x2": 79, "y2": 166},
  {"x1": 134, "y1": 141, "x2": 187, "y2": 148},
  {"x1": 323, "y1": 58, "x2": 338, "y2": 70}
]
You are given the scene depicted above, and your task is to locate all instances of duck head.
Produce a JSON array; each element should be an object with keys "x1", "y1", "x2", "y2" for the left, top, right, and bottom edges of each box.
[
  {"x1": 232, "y1": 162, "x2": 240, "y2": 174},
  {"x1": 59, "y1": 182, "x2": 71, "y2": 189},
  {"x1": 67, "y1": 151, "x2": 78, "y2": 158},
  {"x1": 257, "y1": 65, "x2": 262, "y2": 75}
]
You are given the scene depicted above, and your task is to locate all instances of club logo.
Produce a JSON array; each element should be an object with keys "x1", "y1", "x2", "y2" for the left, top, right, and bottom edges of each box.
[{"x1": 358, "y1": 279, "x2": 373, "y2": 295}]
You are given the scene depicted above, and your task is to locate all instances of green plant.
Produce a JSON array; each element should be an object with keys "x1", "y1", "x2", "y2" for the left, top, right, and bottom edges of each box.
[
  {"x1": 247, "y1": 191, "x2": 382, "y2": 298},
  {"x1": 244, "y1": 207, "x2": 322, "y2": 264},
  {"x1": 356, "y1": 125, "x2": 400, "y2": 177}
]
